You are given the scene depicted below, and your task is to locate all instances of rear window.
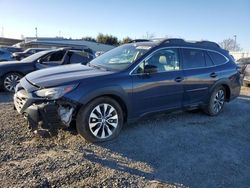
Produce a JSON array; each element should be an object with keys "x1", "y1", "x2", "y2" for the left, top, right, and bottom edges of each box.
[
  {"x1": 182, "y1": 49, "x2": 206, "y2": 69},
  {"x1": 208, "y1": 51, "x2": 227, "y2": 65}
]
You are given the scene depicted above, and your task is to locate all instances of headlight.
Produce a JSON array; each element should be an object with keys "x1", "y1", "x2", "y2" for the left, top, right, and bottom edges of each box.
[{"x1": 34, "y1": 85, "x2": 77, "y2": 100}]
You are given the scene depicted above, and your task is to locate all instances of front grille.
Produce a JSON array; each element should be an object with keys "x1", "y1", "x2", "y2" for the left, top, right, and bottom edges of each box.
[{"x1": 14, "y1": 89, "x2": 28, "y2": 113}]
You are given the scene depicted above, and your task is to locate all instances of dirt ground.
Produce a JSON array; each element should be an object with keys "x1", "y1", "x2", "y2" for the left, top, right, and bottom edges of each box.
[{"x1": 0, "y1": 87, "x2": 250, "y2": 188}]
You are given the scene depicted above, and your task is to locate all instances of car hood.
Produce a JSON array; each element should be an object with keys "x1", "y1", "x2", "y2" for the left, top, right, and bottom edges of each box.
[
  {"x1": 25, "y1": 63, "x2": 112, "y2": 88},
  {"x1": 0, "y1": 60, "x2": 30, "y2": 66},
  {"x1": 12, "y1": 52, "x2": 24, "y2": 56}
]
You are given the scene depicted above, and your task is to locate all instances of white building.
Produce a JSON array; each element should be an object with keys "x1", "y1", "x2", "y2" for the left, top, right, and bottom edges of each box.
[
  {"x1": 14, "y1": 37, "x2": 115, "y2": 53},
  {"x1": 230, "y1": 51, "x2": 250, "y2": 61}
]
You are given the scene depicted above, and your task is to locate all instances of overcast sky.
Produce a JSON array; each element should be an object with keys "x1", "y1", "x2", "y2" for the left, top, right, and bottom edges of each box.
[{"x1": 0, "y1": 0, "x2": 249, "y2": 50}]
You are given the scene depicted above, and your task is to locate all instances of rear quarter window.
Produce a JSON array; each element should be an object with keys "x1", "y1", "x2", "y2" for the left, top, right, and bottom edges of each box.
[{"x1": 208, "y1": 51, "x2": 228, "y2": 65}]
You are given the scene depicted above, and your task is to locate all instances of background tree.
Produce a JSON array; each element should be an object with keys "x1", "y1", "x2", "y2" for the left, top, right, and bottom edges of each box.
[
  {"x1": 96, "y1": 33, "x2": 119, "y2": 45},
  {"x1": 82, "y1": 36, "x2": 96, "y2": 42},
  {"x1": 121, "y1": 37, "x2": 132, "y2": 44},
  {"x1": 218, "y1": 38, "x2": 241, "y2": 51},
  {"x1": 142, "y1": 32, "x2": 155, "y2": 39}
]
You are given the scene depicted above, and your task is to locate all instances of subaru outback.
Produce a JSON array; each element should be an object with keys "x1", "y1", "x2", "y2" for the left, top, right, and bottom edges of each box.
[{"x1": 14, "y1": 39, "x2": 241, "y2": 142}]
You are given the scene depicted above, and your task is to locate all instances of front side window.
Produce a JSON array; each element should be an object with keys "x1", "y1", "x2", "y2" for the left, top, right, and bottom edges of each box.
[
  {"x1": 208, "y1": 51, "x2": 228, "y2": 65},
  {"x1": 182, "y1": 49, "x2": 206, "y2": 69},
  {"x1": 136, "y1": 48, "x2": 180, "y2": 73}
]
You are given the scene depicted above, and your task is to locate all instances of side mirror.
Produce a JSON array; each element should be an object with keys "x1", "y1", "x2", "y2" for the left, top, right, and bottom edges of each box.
[{"x1": 144, "y1": 64, "x2": 158, "y2": 74}]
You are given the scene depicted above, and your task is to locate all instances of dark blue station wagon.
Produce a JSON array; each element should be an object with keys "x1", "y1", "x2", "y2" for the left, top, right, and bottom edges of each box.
[{"x1": 14, "y1": 39, "x2": 241, "y2": 142}]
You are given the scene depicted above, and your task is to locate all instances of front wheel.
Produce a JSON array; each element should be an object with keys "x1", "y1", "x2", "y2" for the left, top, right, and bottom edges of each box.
[
  {"x1": 3, "y1": 73, "x2": 22, "y2": 92},
  {"x1": 76, "y1": 97, "x2": 124, "y2": 142},
  {"x1": 204, "y1": 86, "x2": 226, "y2": 116}
]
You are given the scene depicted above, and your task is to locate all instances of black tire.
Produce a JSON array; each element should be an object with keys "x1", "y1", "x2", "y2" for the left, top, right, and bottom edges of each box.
[
  {"x1": 76, "y1": 97, "x2": 124, "y2": 142},
  {"x1": 243, "y1": 81, "x2": 249, "y2": 87},
  {"x1": 204, "y1": 86, "x2": 226, "y2": 116},
  {"x1": 3, "y1": 72, "x2": 23, "y2": 92}
]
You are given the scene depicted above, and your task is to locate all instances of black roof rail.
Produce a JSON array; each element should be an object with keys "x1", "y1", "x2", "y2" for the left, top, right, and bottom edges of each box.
[
  {"x1": 159, "y1": 38, "x2": 186, "y2": 45},
  {"x1": 158, "y1": 38, "x2": 221, "y2": 49},
  {"x1": 195, "y1": 41, "x2": 221, "y2": 48},
  {"x1": 129, "y1": 39, "x2": 151, "y2": 43}
]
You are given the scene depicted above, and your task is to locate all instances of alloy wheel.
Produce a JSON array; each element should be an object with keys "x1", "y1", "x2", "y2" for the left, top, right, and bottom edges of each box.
[
  {"x1": 213, "y1": 89, "x2": 225, "y2": 114},
  {"x1": 4, "y1": 74, "x2": 21, "y2": 92},
  {"x1": 88, "y1": 103, "x2": 118, "y2": 139}
]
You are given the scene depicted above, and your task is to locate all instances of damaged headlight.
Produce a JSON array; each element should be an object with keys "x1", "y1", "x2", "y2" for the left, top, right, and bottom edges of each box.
[{"x1": 34, "y1": 85, "x2": 77, "y2": 100}]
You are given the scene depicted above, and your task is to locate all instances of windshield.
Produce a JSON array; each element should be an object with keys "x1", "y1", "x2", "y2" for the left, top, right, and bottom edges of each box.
[
  {"x1": 89, "y1": 44, "x2": 152, "y2": 71},
  {"x1": 21, "y1": 50, "x2": 51, "y2": 62}
]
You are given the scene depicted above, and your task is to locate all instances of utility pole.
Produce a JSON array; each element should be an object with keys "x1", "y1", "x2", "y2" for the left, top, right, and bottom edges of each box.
[
  {"x1": 35, "y1": 27, "x2": 38, "y2": 38},
  {"x1": 233, "y1": 35, "x2": 237, "y2": 51},
  {"x1": 1, "y1": 26, "x2": 4, "y2": 37}
]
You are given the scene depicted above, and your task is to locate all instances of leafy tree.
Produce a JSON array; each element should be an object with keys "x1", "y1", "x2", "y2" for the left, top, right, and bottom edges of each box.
[
  {"x1": 96, "y1": 33, "x2": 119, "y2": 45},
  {"x1": 218, "y1": 38, "x2": 241, "y2": 51},
  {"x1": 82, "y1": 36, "x2": 96, "y2": 42},
  {"x1": 121, "y1": 37, "x2": 133, "y2": 44}
]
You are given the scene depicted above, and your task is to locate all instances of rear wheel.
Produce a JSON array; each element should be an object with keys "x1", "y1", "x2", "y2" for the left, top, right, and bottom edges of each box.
[
  {"x1": 204, "y1": 86, "x2": 226, "y2": 116},
  {"x1": 3, "y1": 73, "x2": 22, "y2": 92},
  {"x1": 76, "y1": 97, "x2": 124, "y2": 142},
  {"x1": 243, "y1": 81, "x2": 249, "y2": 87}
]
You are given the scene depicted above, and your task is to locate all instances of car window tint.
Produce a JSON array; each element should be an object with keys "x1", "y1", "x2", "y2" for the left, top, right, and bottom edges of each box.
[
  {"x1": 70, "y1": 52, "x2": 92, "y2": 64},
  {"x1": 49, "y1": 51, "x2": 65, "y2": 61},
  {"x1": 0, "y1": 50, "x2": 4, "y2": 55},
  {"x1": 182, "y1": 49, "x2": 206, "y2": 69},
  {"x1": 137, "y1": 48, "x2": 180, "y2": 73},
  {"x1": 205, "y1": 52, "x2": 214, "y2": 66},
  {"x1": 208, "y1": 51, "x2": 227, "y2": 65}
]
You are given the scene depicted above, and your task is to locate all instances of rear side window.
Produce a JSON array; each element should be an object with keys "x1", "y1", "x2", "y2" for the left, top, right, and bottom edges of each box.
[
  {"x1": 182, "y1": 49, "x2": 206, "y2": 69},
  {"x1": 69, "y1": 52, "x2": 93, "y2": 64},
  {"x1": 208, "y1": 51, "x2": 227, "y2": 65},
  {"x1": 205, "y1": 52, "x2": 214, "y2": 66}
]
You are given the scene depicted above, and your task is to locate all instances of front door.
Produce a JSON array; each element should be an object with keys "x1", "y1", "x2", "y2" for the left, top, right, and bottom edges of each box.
[{"x1": 131, "y1": 48, "x2": 184, "y2": 117}]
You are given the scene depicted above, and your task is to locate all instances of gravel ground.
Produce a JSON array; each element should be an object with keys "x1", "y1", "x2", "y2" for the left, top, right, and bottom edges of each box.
[{"x1": 0, "y1": 87, "x2": 250, "y2": 188}]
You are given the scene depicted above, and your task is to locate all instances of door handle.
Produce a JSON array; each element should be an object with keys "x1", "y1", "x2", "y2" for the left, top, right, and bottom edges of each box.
[
  {"x1": 175, "y1": 77, "x2": 184, "y2": 82},
  {"x1": 210, "y1": 72, "x2": 217, "y2": 78}
]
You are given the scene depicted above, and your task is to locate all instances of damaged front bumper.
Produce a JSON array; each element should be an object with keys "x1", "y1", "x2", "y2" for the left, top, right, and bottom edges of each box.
[{"x1": 14, "y1": 88, "x2": 78, "y2": 135}]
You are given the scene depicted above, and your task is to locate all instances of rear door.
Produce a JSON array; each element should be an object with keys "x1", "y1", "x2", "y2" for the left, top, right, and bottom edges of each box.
[{"x1": 181, "y1": 48, "x2": 217, "y2": 107}]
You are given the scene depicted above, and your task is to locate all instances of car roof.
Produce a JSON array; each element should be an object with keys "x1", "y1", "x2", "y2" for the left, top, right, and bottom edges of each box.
[{"x1": 132, "y1": 38, "x2": 227, "y2": 54}]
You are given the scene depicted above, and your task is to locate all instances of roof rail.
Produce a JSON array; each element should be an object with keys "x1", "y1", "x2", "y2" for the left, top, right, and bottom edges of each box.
[
  {"x1": 159, "y1": 38, "x2": 186, "y2": 45},
  {"x1": 158, "y1": 38, "x2": 221, "y2": 49},
  {"x1": 129, "y1": 39, "x2": 151, "y2": 43},
  {"x1": 195, "y1": 41, "x2": 221, "y2": 48}
]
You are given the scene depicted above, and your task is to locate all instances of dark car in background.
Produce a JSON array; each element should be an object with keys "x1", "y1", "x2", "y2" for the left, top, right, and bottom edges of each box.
[
  {"x1": 0, "y1": 47, "x2": 94, "y2": 92},
  {"x1": 0, "y1": 48, "x2": 13, "y2": 62},
  {"x1": 12, "y1": 48, "x2": 49, "y2": 60},
  {"x1": 13, "y1": 39, "x2": 241, "y2": 142},
  {"x1": 0, "y1": 46, "x2": 23, "y2": 54}
]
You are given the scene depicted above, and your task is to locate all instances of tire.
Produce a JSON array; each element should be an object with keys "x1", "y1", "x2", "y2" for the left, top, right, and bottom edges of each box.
[
  {"x1": 3, "y1": 72, "x2": 23, "y2": 92},
  {"x1": 243, "y1": 81, "x2": 249, "y2": 87},
  {"x1": 204, "y1": 86, "x2": 226, "y2": 116},
  {"x1": 76, "y1": 97, "x2": 124, "y2": 142}
]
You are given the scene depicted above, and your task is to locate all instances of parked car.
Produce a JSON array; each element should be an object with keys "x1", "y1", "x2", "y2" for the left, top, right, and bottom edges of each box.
[
  {"x1": 14, "y1": 39, "x2": 241, "y2": 142},
  {"x1": 0, "y1": 47, "x2": 94, "y2": 92},
  {"x1": 12, "y1": 48, "x2": 49, "y2": 60},
  {"x1": 243, "y1": 64, "x2": 250, "y2": 87},
  {"x1": 0, "y1": 49, "x2": 13, "y2": 62},
  {"x1": 0, "y1": 46, "x2": 23, "y2": 53},
  {"x1": 237, "y1": 57, "x2": 250, "y2": 73}
]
